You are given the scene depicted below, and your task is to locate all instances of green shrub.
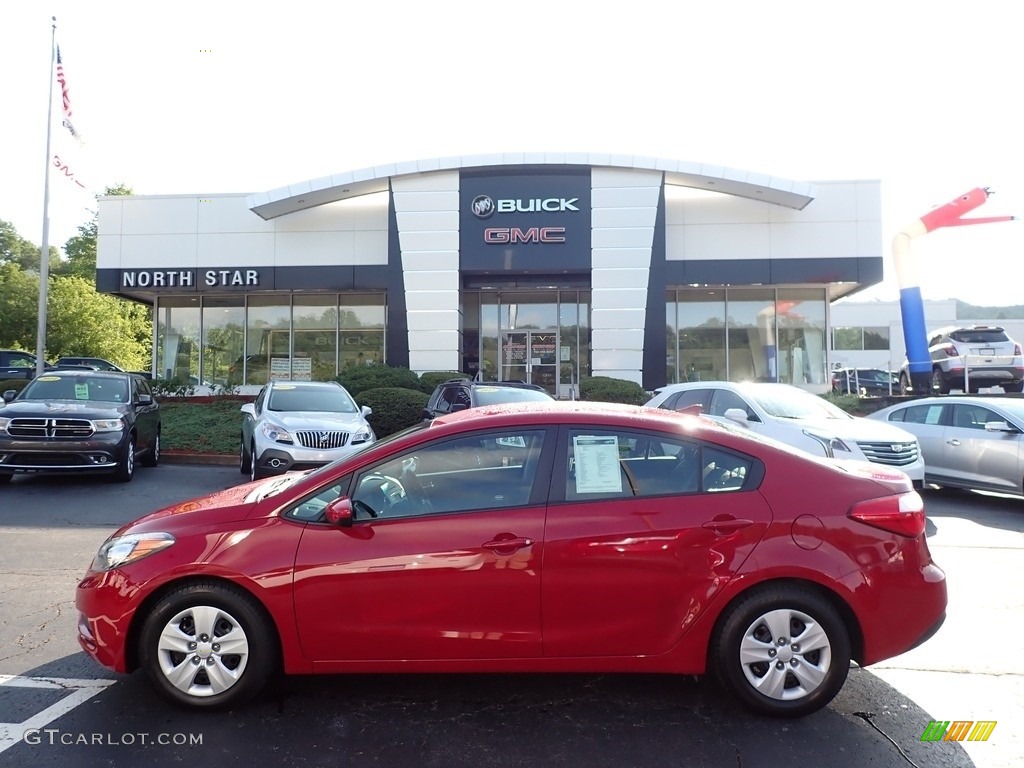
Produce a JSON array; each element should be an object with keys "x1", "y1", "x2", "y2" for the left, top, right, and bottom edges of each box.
[
  {"x1": 150, "y1": 378, "x2": 197, "y2": 399},
  {"x1": 0, "y1": 379, "x2": 29, "y2": 397},
  {"x1": 358, "y1": 387, "x2": 430, "y2": 438},
  {"x1": 579, "y1": 376, "x2": 650, "y2": 406},
  {"x1": 336, "y1": 364, "x2": 424, "y2": 397},
  {"x1": 419, "y1": 371, "x2": 469, "y2": 392},
  {"x1": 160, "y1": 399, "x2": 246, "y2": 454}
]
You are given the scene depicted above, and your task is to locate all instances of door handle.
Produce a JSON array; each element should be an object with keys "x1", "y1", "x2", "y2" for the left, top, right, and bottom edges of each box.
[
  {"x1": 482, "y1": 536, "x2": 534, "y2": 554},
  {"x1": 946, "y1": 438, "x2": 961, "y2": 446},
  {"x1": 701, "y1": 517, "x2": 754, "y2": 534}
]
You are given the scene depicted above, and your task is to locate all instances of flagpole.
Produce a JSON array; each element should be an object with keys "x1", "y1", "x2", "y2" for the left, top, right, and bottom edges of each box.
[{"x1": 35, "y1": 16, "x2": 57, "y2": 377}]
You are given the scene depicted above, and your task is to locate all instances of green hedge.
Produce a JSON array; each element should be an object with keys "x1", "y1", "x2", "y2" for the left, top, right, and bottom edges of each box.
[
  {"x1": 359, "y1": 387, "x2": 430, "y2": 438},
  {"x1": 335, "y1": 365, "x2": 424, "y2": 397},
  {"x1": 579, "y1": 376, "x2": 650, "y2": 406},
  {"x1": 418, "y1": 371, "x2": 468, "y2": 392}
]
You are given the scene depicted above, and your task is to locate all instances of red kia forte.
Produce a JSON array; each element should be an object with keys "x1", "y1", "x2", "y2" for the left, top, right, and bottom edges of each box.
[{"x1": 76, "y1": 402, "x2": 947, "y2": 717}]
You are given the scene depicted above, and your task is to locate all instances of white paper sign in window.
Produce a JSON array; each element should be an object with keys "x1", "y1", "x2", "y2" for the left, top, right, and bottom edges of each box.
[{"x1": 573, "y1": 435, "x2": 622, "y2": 494}]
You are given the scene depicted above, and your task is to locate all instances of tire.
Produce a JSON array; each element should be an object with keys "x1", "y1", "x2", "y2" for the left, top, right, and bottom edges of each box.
[
  {"x1": 931, "y1": 368, "x2": 949, "y2": 395},
  {"x1": 899, "y1": 372, "x2": 912, "y2": 394},
  {"x1": 112, "y1": 438, "x2": 136, "y2": 483},
  {"x1": 249, "y1": 442, "x2": 264, "y2": 482},
  {"x1": 711, "y1": 586, "x2": 851, "y2": 718},
  {"x1": 239, "y1": 437, "x2": 251, "y2": 475},
  {"x1": 141, "y1": 431, "x2": 161, "y2": 467},
  {"x1": 138, "y1": 581, "x2": 277, "y2": 709},
  {"x1": 1005, "y1": 381, "x2": 1024, "y2": 393}
]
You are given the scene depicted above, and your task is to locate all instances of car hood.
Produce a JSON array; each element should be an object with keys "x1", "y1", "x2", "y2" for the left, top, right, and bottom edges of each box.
[
  {"x1": 777, "y1": 415, "x2": 916, "y2": 443},
  {"x1": 267, "y1": 411, "x2": 369, "y2": 431},
  {"x1": 114, "y1": 479, "x2": 272, "y2": 536},
  {"x1": 0, "y1": 399, "x2": 127, "y2": 420}
]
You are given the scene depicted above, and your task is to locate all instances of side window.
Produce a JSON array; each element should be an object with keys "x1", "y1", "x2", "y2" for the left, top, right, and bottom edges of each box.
[
  {"x1": 901, "y1": 404, "x2": 946, "y2": 425},
  {"x1": 284, "y1": 476, "x2": 352, "y2": 522},
  {"x1": 253, "y1": 387, "x2": 268, "y2": 414},
  {"x1": 565, "y1": 429, "x2": 701, "y2": 501},
  {"x1": 660, "y1": 389, "x2": 707, "y2": 412},
  {"x1": 137, "y1": 378, "x2": 153, "y2": 397},
  {"x1": 454, "y1": 386, "x2": 472, "y2": 408},
  {"x1": 9, "y1": 354, "x2": 34, "y2": 368},
  {"x1": 952, "y1": 405, "x2": 998, "y2": 430},
  {"x1": 436, "y1": 386, "x2": 457, "y2": 414},
  {"x1": 702, "y1": 447, "x2": 753, "y2": 493},
  {"x1": 708, "y1": 390, "x2": 756, "y2": 420},
  {"x1": 351, "y1": 429, "x2": 547, "y2": 520}
]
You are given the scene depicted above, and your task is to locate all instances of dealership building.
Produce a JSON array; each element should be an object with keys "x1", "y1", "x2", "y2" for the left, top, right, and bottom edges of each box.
[{"x1": 96, "y1": 153, "x2": 883, "y2": 396}]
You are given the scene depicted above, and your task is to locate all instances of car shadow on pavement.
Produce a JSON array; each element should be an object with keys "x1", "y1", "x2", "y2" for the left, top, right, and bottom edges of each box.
[{"x1": 0, "y1": 656, "x2": 976, "y2": 768}]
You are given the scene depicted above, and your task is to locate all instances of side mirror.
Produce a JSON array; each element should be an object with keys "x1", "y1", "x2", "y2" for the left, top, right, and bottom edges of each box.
[
  {"x1": 240, "y1": 403, "x2": 256, "y2": 416},
  {"x1": 723, "y1": 407, "x2": 750, "y2": 425},
  {"x1": 360, "y1": 405, "x2": 372, "y2": 418},
  {"x1": 137, "y1": 393, "x2": 153, "y2": 405},
  {"x1": 421, "y1": 409, "x2": 434, "y2": 421},
  {"x1": 3, "y1": 390, "x2": 16, "y2": 403},
  {"x1": 984, "y1": 420, "x2": 1017, "y2": 433},
  {"x1": 325, "y1": 497, "x2": 353, "y2": 527}
]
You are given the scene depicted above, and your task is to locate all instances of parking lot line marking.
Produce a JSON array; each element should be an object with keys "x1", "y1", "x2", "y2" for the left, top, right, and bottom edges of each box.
[{"x1": 0, "y1": 675, "x2": 117, "y2": 755}]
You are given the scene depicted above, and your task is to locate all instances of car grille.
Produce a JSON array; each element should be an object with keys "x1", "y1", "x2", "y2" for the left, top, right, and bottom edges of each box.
[
  {"x1": 856, "y1": 441, "x2": 919, "y2": 467},
  {"x1": 294, "y1": 431, "x2": 350, "y2": 449},
  {"x1": 7, "y1": 418, "x2": 95, "y2": 439},
  {"x1": 7, "y1": 453, "x2": 92, "y2": 467}
]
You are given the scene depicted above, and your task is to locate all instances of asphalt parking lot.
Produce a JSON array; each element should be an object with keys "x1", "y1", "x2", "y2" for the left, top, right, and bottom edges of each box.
[{"x1": 0, "y1": 466, "x2": 1020, "y2": 767}]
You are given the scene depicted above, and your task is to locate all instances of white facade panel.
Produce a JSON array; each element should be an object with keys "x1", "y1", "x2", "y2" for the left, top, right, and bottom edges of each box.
[
  {"x1": 197, "y1": 196, "x2": 275, "y2": 234},
  {"x1": 592, "y1": 207, "x2": 659, "y2": 229},
  {"x1": 401, "y1": 251, "x2": 460, "y2": 272},
  {"x1": 396, "y1": 210, "x2": 460, "y2": 231},
  {"x1": 353, "y1": 230, "x2": 388, "y2": 264},
  {"x1": 275, "y1": 231, "x2": 354, "y2": 266},
  {"x1": 97, "y1": 199, "x2": 123, "y2": 236},
  {"x1": 856, "y1": 220, "x2": 884, "y2": 258},
  {"x1": 590, "y1": 308, "x2": 647, "y2": 330},
  {"x1": 96, "y1": 234, "x2": 121, "y2": 268},
  {"x1": 197, "y1": 233, "x2": 275, "y2": 266},
  {"x1": 391, "y1": 172, "x2": 459, "y2": 192},
  {"x1": 405, "y1": 290, "x2": 460, "y2": 313},
  {"x1": 397, "y1": 230, "x2": 459, "y2": 253},
  {"x1": 591, "y1": 349, "x2": 644, "y2": 371},
  {"x1": 669, "y1": 195, "x2": 770, "y2": 225},
  {"x1": 405, "y1": 310, "x2": 462, "y2": 332},
  {"x1": 408, "y1": 348, "x2": 460, "y2": 375},
  {"x1": 594, "y1": 289, "x2": 650, "y2": 310},
  {"x1": 121, "y1": 197, "x2": 198, "y2": 235},
  {"x1": 592, "y1": 168, "x2": 664, "y2": 188},
  {"x1": 403, "y1": 271, "x2": 460, "y2": 292},
  {"x1": 591, "y1": 268, "x2": 650, "y2": 290},
  {"x1": 119, "y1": 234, "x2": 198, "y2": 268},
  {"x1": 769, "y1": 222, "x2": 859, "y2": 259},
  {"x1": 592, "y1": 227, "x2": 656, "y2": 249},
  {"x1": 681, "y1": 224, "x2": 771, "y2": 260},
  {"x1": 392, "y1": 191, "x2": 460, "y2": 212},
  {"x1": 592, "y1": 187, "x2": 662, "y2": 209},
  {"x1": 592, "y1": 248, "x2": 653, "y2": 269},
  {"x1": 591, "y1": 328, "x2": 645, "y2": 350},
  {"x1": 408, "y1": 330, "x2": 462, "y2": 355},
  {"x1": 665, "y1": 225, "x2": 686, "y2": 260}
]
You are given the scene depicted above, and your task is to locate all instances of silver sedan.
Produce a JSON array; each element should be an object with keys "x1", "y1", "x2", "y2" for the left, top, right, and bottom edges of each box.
[{"x1": 868, "y1": 396, "x2": 1024, "y2": 495}]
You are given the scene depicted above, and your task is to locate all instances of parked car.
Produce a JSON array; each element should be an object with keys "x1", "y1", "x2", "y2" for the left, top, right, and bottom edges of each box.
[
  {"x1": 898, "y1": 325, "x2": 1024, "y2": 394},
  {"x1": 0, "y1": 349, "x2": 53, "y2": 380},
  {"x1": 240, "y1": 380, "x2": 375, "y2": 481},
  {"x1": 868, "y1": 395, "x2": 1024, "y2": 496},
  {"x1": 646, "y1": 381, "x2": 925, "y2": 486},
  {"x1": 75, "y1": 401, "x2": 947, "y2": 716},
  {"x1": 0, "y1": 371, "x2": 160, "y2": 483},
  {"x1": 831, "y1": 368, "x2": 898, "y2": 396},
  {"x1": 55, "y1": 356, "x2": 153, "y2": 380},
  {"x1": 422, "y1": 378, "x2": 554, "y2": 420}
]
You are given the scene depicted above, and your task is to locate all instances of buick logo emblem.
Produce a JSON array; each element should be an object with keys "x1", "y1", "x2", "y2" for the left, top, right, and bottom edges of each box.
[
  {"x1": 891, "y1": 444, "x2": 905, "y2": 452},
  {"x1": 471, "y1": 195, "x2": 495, "y2": 219},
  {"x1": 319, "y1": 432, "x2": 330, "y2": 447}
]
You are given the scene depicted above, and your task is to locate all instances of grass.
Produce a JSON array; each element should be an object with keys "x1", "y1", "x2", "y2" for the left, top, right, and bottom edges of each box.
[{"x1": 160, "y1": 399, "x2": 245, "y2": 454}]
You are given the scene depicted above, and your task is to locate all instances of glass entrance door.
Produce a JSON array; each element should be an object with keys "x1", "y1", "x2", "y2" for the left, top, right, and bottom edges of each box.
[{"x1": 500, "y1": 330, "x2": 558, "y2": 394}]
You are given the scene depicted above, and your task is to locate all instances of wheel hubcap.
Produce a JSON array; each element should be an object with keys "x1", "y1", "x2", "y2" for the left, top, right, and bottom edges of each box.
[
  {"x1": 738, "y1": 608, "x2": 832, "y2": 701},
  {"x1": 156, "y1": 605, "x2": 250, "y2": 697}
]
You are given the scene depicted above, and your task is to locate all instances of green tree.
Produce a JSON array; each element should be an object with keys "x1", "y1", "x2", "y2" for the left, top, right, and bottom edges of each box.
[
  {"x1": 0, "y1": 219, "x2": 60, "y2": 274},
  {"x1": 0, "y1": 262, "x2": 38, "y2": 349},
  {"x1": 62, "y1": 184, "x2": 134, "y2": 280}
]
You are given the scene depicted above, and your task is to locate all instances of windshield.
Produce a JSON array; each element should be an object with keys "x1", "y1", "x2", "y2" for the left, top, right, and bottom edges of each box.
[
  {"x1": 268, "y1": 386, "x2": 358, "y2": 413},
  {"x1": 995, "y1": 400, "x2": 1024, "y2": 423},
  {"x1": 21, "y1": 375, "x2": 128, "y2": 403},
  {"x1": 744, "y1": 385, "x2": 851, "y2": 420},
  {"x1": 474, "y1": 387, "x2": 554, "y2": 406}
]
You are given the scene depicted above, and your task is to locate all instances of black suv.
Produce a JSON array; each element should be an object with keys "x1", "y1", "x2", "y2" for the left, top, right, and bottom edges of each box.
[
  {"x1": 422, "y1": 378, "x2": 554, "y2": 420},
  {"x1": 0, "y1": 350, "x2": 53, "y2": 380},
  {"x1": 0, "y1": 371, "x2": 161, "y2": 483}
]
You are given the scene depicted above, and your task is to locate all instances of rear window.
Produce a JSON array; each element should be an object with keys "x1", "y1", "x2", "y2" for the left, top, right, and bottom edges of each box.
[{"x1": 949, "y1": 329, "x2": 1009, "y2": 344}]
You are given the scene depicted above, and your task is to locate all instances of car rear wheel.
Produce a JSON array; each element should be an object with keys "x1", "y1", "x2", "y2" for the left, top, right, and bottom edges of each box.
[
  {"x1": 112, "y1": 439, "x2": 136, "y2": 483},
  {"x1": 141, "y1": 431, "x2": 161, "y2": 467},
  {"x1": 899, "y1": 372, "x2": 912, "y2": 394},
  {"x1": 931, "y1": 368, "x2": 949, "y2": 395},
  {"x1": 239, "y1": 438, "x2": 251, "y2": 475},
  {"x1": 249, "y1": 442, "x2": 264, "y2": 482},
  {"x1": 711, "y1": 586, "x2": 851, "y2": 717},
  {"x1": 1005, "y1": 381, "x2": 1024, "y2": 393},
  {"x1": 139, "y1": 582, "x2": 277, "y2": 709}
]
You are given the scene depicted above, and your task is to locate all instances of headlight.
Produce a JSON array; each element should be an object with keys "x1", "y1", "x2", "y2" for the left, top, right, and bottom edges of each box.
[
  {"x1": 92, "y1": 418, "x2": 125, "y2": 432},
  {"x1": 351, "y1": 427, "x2": 373, "y2": 444},
  {"x1": 91, "y1": 532, "x2": 175, "y2": 571},
  {"x1": 0, "y1": 417, "x2": 9, "y2": 435},
  {"x1": 261, "y1": 422, "x2": 293, "y2": 443},
  {"x1": 802, "y1": 429, "x2": 852, "y2": 458}
]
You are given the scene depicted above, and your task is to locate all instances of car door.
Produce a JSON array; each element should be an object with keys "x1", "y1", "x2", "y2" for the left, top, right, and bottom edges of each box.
[
  {"x1": 942, "y1": 404, "x2": 1023, "y2": 492},
  {"x1": 291, "y1": 426, "x2": 554, "y2": 664},
  {"x1": 882, "y1": 402, "x2": 949, "y2": 474},
  {"x1": 1, "y1": 351, "x2": 36, "y2": 379},
  {"x1": 541, "y1": 426, "x2": 771, "y2": 657},
  {"x1": 242, "y1": 386, "x2": 267, "y2": 446}
]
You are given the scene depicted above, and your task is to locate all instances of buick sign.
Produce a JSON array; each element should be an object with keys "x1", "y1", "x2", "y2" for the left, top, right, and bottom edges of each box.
[{"x1": 471, "y1": 195, "x2": 496, "y2": 219}]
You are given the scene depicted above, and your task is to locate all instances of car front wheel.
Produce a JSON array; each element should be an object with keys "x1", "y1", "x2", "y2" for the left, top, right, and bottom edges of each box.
[
  {"x1": 112, "y1": 438, "x2": 136, "y2": 483},
  {"x1": 141, "y1": 431, "x2": 161, "y2": 467},
  {"x1": 931, "y1": 368, "x2": 949, "y2": 394},
  {"x1": 711, "y1": 586, "x2": 851, "y2": 717},
  {"x1": 239, "y1": 438, "x2": 251, "y2": 475},
  {"x1": 139, "y1": 582, "x2": 277, "y2": 709}
]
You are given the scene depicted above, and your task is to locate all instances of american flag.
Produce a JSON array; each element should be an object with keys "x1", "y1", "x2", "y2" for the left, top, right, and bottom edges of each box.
[{"x1": 55, "y1": 45, "x2": 82, "y2": 142}]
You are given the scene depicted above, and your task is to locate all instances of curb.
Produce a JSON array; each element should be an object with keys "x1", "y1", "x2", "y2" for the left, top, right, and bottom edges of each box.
[{"x1": 162, "y1": 452, "x2": 237, "y2": 467}]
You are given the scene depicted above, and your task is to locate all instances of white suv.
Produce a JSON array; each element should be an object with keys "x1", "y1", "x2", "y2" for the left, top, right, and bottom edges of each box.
[
  {"x1": 646, "y1": 381, "x2": 925, "y2": 486},
  {"x1": 898, "y1": 325, "x2": 1024, "y2": 394}
]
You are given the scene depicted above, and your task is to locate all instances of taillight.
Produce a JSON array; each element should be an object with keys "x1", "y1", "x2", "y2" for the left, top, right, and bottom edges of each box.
[
  {"x1": 941, "y1": 344, "x2": 958, "y2": 357},
  {"x1": 848, "y1": 491, "x2": 925, "y2": 537},
  {"x1": 1014, "y1": 344, "x2": 1022, "y2": 356}
]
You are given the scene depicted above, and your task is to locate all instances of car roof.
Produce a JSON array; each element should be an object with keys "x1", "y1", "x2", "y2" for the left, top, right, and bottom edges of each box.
[
  {"x1": 41, "y1": 369, "x2": 132, "y2": 378},
  {"x1": 267, "y1": 380, "x2": 344, "y2": 389},
  {"x1": 440, "y1": 378, "x2": 545, "y2": 391}
]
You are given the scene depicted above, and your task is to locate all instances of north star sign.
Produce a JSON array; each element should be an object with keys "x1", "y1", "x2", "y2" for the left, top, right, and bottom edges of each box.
[{"x1": 120, "y1": 269, "x2": 264, "y2": 290}]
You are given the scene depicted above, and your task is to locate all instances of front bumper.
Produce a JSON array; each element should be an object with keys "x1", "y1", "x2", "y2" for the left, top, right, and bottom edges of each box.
[
  {"x1": 254, "y1": 438, "x2": 372, "y2": 474},
  {"x1": 0, "y1": 432, "x2": 128, "y2": 472}
]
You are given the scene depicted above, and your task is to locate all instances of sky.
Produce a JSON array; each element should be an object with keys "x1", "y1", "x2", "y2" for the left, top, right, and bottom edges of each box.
[{"x1": 1, "y1": 0, "x2": 1022, "y2": 306}]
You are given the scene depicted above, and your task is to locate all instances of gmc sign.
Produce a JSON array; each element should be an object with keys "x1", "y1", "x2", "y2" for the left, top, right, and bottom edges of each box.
[{"x1": 483, "y1": 227, "x2": 566, "y2": 244}]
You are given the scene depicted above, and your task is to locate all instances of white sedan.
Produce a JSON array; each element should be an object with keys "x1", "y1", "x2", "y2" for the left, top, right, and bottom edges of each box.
[{"x1": 646, "y1": 381, "x2": 925, "y2": 486}]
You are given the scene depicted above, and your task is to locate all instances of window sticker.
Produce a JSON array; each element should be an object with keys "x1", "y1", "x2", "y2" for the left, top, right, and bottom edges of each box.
[
  {"x1": 74, "y1": 383, "x2": 90, "y2": 400},
  {"x1": 573, "y1": 435, "x2": 622, "y2": 494},
  {"x1": 275, "y1": 384, "x2": 296, "y2": 390},
  {"x1": 925, "y1": 406, "x2": 943, "y2": 425},
  {"x1": 37, "y1": 376, "x2": 61, "y2": 382}
]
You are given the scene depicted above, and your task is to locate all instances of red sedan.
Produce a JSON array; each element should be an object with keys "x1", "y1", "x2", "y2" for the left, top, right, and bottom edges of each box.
[{"x1": 76, "y1": 402, "x2": 946, "y2": 717}]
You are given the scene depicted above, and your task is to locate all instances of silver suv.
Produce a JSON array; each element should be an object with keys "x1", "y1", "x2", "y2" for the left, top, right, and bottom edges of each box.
[{"x1": 899, "y1": 325, "x2": 1024, "y2": 394}]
